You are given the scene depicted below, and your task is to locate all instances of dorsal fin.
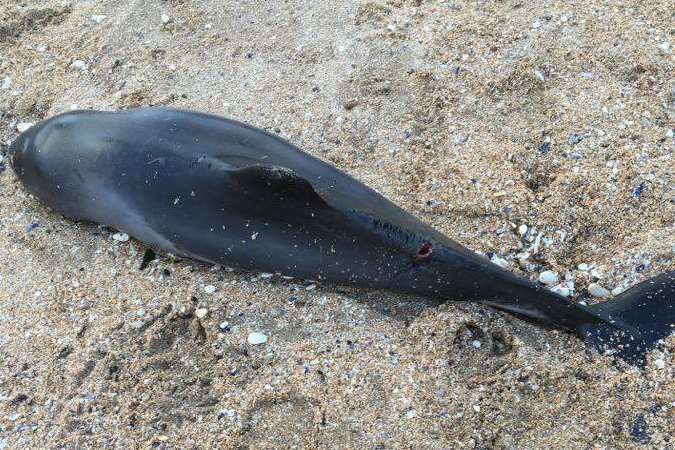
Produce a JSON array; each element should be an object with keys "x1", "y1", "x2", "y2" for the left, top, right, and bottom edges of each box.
[{"x1": 227, "y1": 164, "x2": 330, "y2": 208}]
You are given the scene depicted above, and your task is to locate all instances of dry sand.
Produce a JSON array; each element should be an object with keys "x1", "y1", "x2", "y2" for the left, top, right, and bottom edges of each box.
[{"x1": 0, "y1": 0, "x2": 673, "y2": 448}]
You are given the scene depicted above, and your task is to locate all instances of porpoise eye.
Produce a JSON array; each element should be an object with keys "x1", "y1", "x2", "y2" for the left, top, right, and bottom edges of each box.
[{"x1": 415, "y1": 242, "x2": 433, "y2": 262}]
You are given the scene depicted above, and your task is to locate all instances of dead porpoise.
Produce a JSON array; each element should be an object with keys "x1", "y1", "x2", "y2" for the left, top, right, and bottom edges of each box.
[{"x1": 7, "y1": 108, "x2": 674, "y2": 366}]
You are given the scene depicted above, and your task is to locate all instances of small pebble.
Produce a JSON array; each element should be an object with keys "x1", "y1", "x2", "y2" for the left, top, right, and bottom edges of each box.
[
  {"x1": 630, "y1": 414, "x2": 649, "y2": 444},
  {"x1": 516, "y1": 252, "x2": 530, "y2": 268},
  {"x1": 305, "y1": 284, "x2": 317, "y2": 291},
  {"x1": 204, "y1": 285, "x2": 216, "y2": 294},
  {"x1": 538, "y1": 142, "x2": 550, "y2": 155},
  {"x1": 454, "y1": 135, "x2": 468, "y2": 145},
  {"x1": 25, "y1": 222, "x2": 39, "y2": 233},
  {"x1": 611, "y1": 286, "x2": 626, "y2": 296},
  {"x1": 632, "y1": 182, "x2": 645, "y2": 198},
  {"x1": 580, "y1": 72, "x2": 593, "y2": 79},
  {"x1": 17, "y1": 122, "x2": 34, "y2": 133},
  {"x1": 247, "y1": 332, "x2": 268, "y2": 345},
  {"x1": 657, "y1": 41, "x2": 670, "y2": 53},
  {"x1": 91, "y1": 15, "x2": 106, "y2": 23},
  {"x1": 1, "y1": 76, "x2": 11, "y2": 90},
  {"x1": 343, "y1": 99, "x2": 358, "y2": 110},
  {"x1": 538, "y1": 270, "x2": 559, "y2": 285},
  {"x1": 518, "y1": 224, "x2": 528, "y2": 236},
  {"x1": 533, "y1": 70, "x2": 545, "y2": 82},
  {"x1": 490, "y1": 255, "x2": 510, "y2": 269},
  {"x1": 219, "y1": 321, "x2": 229, "y2": 330},
  {"x1": 550, "y1": 285, "x2": 571, "y2": 297},
  {"x1": 112, "y1": 232, "x2": 129, "y2": 242},
  {"x1": 568, "y1": 133, "x2": 583, "y2": 145},
  {"x1": 161, "y1": 14, "x2": 171, "y2": 24},
  {"x1": 195, "y1": 308, "x2": 208, "y2": 319},
  {"x1": 405, "y1": 409, "x2": 417, "y2": 419},
  {"x1": 71, "y1": 60, "x2": 88, "y2": 71},
  {"x1": 588, "y1": 283, "x2": 610, "y2": 298},
  {"x1": 654, "y1": 357, "x2": 665, "y2": 370},
  {"x1": 577, "y1": 263, "x2": 589, "y2": 271},
  {"x1": 471, "y1": 340, "x2": 481, "y2": 349},
  {"x1": 259, "y1": 272, "x2": 273, "y2": 278},
  {"x1": 590, "y1": 268, "x2": 603, "y2": 279}
]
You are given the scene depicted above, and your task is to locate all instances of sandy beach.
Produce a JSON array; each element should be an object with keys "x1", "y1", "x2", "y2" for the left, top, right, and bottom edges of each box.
[{"x1": 0, "y1": 0, "x2": 673, "y2": 448}]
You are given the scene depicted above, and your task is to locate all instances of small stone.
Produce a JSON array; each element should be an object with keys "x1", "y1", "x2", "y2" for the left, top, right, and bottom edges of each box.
[
  {"x1": 611, "y1": 286, "x2": 626, "y2": 296},
  {"x1": 17, "y1": 122, "x2": 34, "y2": 133},
  {"x1": 531, "y1": 20, "x2": 541, "y2": 29},
  {"x1": 630, "y1": 414, "x2": 649, "y2": 444},
  {"x1": 405, "y1": 409, "x2": 417, "y2": 419},
  {"x1": 343, "y1": 99, "x2": 358, "y2": 110},
  {"x1": 219, "y1": 321, "x2": 229, "y2": 330},
  {"x1": 588, "y1": 283, "x2": 610, "y2": 298},
  {"x1": 580, "y1": 72, "x2": 593, "y2": 79},
  {"x1": 259, "y1": 272, "x2": 274, "y2": 278},
  {"x1": 112, "y1": 232, "x2": 129, "y2": 242},
  {"x1": 454, "y1": 135, "x2": 468, "y2": 145},
  {"x1": 91, "y1": 15, "x2": 106, "y2": 23},
  {"x1": 590, "y1": 268, "x2": 603, "y2": 279},
  {"x1": 632, "y1": 182, "x2": 645, "y2": 198},
  {"x1": 550, "y1": 285, "x2": 571, "y2": 297},
  {"x1": 473, "y1": 405, "x2": 480, "y2": 412},
  {"x1": 247, "y1": 332, "x2": 268, "y2": 345},
  {"x1": 25, "y1": 222, "x2": 39, "y2": 233},
  {"x1": 657, "y1": 41, "x2": 670, "y2": 53},
  {"x1": 538, "y1": 270, "x2": 559, "y2": 285},
  {"x1": 204, "y1": 285, "x2": 216, "y2": 294},
  {"x1": 195, "y1": 308, "x2": 208, "y2": 319},
  {"x1": 654, "y1": 357, "x2": 665, "y2": 370},
  {"x1": 577, "y1": 263, "x2": 589, "y2": 271},
  {"x1": 666, "y1": 129, "x2": 674, "y2": 139},
  {"x1": 490, "y1": 255, "x2": 510, "y2": 269},
  {"x1": 305, "y1": 284, "x2": 317, "y2": 291},
  {"x1": 516, "y1": 252, "x2": 530, "y2": 268},
  {"x1": 71, "y1": 60, "x2": 88, "y2": 71},
  {"x1": 161, "y1": 14, "x2": 171, "y2": 24},
  {"x1": 538, "y1": 142, "x2": 551, "y2": 155},
  {"x1": 1, "y1": 76, "x2": 11, "y2": 90},
  {"x1": 533, "y1": 70, "x2": 545, "y2": 82},
  {"x1": 568, "y1": 133, "x2": 583, "y2": 145},
  {"x1": 518, "y1": 224, "x2": 528, "y2": 235},
  {"x1": 471, "y1": 340, "x2": 481, "y2": 349}
]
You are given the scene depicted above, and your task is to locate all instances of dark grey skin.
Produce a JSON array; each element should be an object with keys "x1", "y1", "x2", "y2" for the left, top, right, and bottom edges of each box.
[{"x1": 8, "y1": 108, "x2": 675, "y2": 366}]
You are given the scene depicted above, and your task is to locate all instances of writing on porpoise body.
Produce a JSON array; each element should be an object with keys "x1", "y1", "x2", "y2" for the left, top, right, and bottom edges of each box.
[{"x1": 6, "y1": 108, "x2": 674, "y2": 366}]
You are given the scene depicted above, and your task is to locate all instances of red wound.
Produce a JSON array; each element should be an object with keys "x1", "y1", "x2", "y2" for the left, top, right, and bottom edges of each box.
[{"x1": 415, "y1": 242, "x2": 433, "y2": 262}]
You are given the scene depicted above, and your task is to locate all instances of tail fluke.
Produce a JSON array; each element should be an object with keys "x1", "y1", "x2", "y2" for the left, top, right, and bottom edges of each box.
[{"x1": 580, "y1": 271, "x2": 675, "y2": 366}]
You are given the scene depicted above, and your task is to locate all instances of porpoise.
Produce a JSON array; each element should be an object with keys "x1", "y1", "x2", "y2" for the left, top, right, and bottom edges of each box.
[{"x1": 7, "y1": 108, "x2": 674, "y2": 366}]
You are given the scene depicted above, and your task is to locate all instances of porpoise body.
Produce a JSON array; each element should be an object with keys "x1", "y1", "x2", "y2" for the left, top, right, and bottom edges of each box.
[{"x1": 8, "y1": 108, "x2": 674, "y2": 365}]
